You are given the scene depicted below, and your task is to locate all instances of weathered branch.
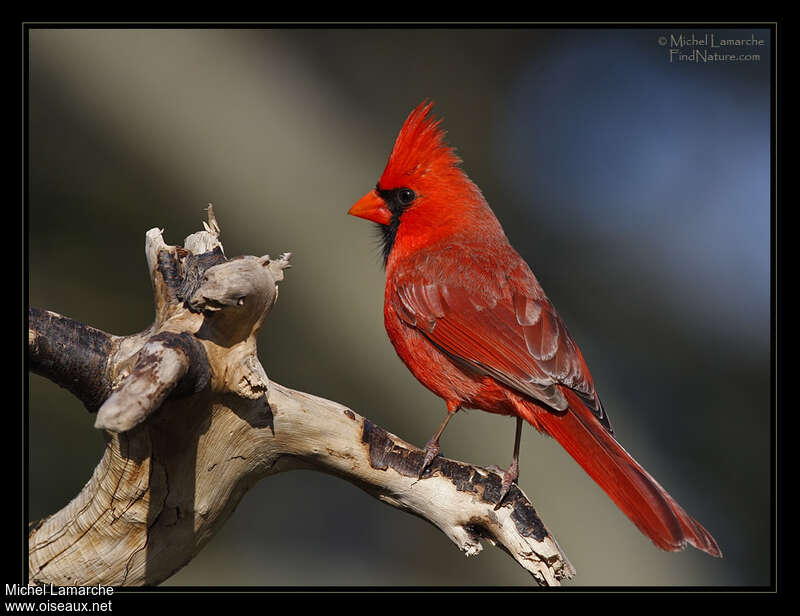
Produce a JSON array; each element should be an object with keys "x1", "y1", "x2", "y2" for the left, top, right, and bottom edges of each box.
[
  {"x1": 28, "y1": 207, "x2": 575, "y2": 587},
  {"x1": 28, "y1": 309, "x2": 117, "y2": 412}
]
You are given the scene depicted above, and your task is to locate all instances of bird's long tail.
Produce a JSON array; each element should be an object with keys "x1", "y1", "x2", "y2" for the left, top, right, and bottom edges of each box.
[{"x1": 514, "y1": 389, "x2": 721, "y2": 557}]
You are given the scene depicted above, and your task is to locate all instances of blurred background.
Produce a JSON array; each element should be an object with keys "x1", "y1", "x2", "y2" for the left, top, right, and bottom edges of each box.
[{"x1": 27, "y1": 27, "x2": 771, "y2": 587}]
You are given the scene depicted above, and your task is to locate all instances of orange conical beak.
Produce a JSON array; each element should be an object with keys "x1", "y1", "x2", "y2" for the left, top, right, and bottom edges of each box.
[{"x1": 348, "y1": 190, "x2": 392, "y2": 225}]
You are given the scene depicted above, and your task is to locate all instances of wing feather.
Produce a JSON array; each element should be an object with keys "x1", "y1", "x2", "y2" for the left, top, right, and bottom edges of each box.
[{"x1": 391, "y1": 269, "x2": 611, "y2": 430}]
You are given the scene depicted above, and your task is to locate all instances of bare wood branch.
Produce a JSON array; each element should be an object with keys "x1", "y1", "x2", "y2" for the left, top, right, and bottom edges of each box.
[
  {"x1": 28, "y1": 208, "x2": 575, "y2": 587},
  {"x1": 28, "y1": 309, "x2": 117, "y2": 413}
]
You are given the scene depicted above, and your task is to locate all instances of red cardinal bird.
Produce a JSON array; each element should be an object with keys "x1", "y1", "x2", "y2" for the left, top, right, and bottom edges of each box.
[{"x1": 348, "y1": 101, "x2": 721, "y2": 557}]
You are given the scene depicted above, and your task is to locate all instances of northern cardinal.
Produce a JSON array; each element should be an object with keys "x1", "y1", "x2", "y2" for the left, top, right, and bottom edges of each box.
[{"x1": 348, "y1": 101, "x2": 721, "y2": 557}]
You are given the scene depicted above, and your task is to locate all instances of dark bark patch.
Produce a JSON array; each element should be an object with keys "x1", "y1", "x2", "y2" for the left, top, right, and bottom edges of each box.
[
  {"x1": 156, "y1": 250, "x2": 182, "y2": 301},
  {"x1": 28, "y1": 308, "x2": 114, "y2": 412},
  {"x1": 361, "y1": 419, "x2": 421, "y2": 476},
  {"x1": 435, "y1": 458, "x2": 476, "y2": 493},
  {"x1": 148, "y1": 332, "x2": 210, "y2": 398},
  {"x1": 360, "y1": 419, "x2": 547, "y2": 541},
  {"x1": 509, "y1": 495, "x2": 547, "y2": 540},
  {"x1": 177, "y1": 247, "x2": 227, "y2": 307}
]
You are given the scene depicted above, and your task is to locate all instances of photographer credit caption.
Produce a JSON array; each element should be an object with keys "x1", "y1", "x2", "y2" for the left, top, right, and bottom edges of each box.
[
  {"x1": 5, "y1": 584, "x2": 113, "y2": 613},
  {"x1": 658, "y1": 32, "x2": 765, "y2": 63}
]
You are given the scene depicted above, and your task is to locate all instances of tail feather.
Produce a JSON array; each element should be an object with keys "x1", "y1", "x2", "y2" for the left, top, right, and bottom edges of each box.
[{"x1": 514, "y1": 390, "x2": 722, "y2": 557}]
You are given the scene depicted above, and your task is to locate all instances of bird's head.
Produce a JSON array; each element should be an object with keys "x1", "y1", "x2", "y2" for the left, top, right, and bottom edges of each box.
[{"x1": 349, "y1": 101, "x2": 486, "y2": 265}]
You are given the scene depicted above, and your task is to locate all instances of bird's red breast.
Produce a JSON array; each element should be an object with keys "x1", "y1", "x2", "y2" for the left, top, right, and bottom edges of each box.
[{"x1": 348, "y1": 101, "x2": 721, "y2": 557}]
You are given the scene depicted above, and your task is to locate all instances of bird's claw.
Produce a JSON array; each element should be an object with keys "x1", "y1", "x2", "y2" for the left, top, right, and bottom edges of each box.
[
  {"x1": 418, "y1": 439, "x2": 441, "y2": 478},
  {"x1": 493, "y1": 459, "x2": 519, "y2": 510}
]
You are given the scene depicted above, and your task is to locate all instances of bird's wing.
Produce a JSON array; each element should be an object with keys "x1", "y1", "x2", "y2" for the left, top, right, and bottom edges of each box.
[{"x1": 391, "y1": 268, "x2": 611, "y2": 431}]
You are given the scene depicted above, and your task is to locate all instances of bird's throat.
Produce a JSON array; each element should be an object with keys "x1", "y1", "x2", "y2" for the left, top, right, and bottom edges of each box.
[{"x1": 376, "y1": 217, "x2": 401, "y2": 267}]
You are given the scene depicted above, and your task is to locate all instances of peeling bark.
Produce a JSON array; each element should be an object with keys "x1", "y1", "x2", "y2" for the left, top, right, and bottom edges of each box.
[{"x1": 28, "y1": 309, "x2": 116, "y2": 412}]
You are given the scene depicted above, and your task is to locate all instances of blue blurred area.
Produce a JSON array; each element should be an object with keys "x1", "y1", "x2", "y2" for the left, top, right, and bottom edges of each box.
[{"x1": 496, "y1": 30, "x2": 770, "y2": 350}]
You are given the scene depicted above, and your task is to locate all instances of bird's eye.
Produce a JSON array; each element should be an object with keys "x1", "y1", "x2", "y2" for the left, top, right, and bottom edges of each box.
[{"x1": 397, "y1": 188, "x2": 416, "y2": 206}]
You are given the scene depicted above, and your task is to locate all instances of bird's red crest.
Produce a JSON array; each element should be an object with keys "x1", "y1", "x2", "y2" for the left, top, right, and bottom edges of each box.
[{"x1": 379, "y1": 101, "x2": 461, "y2": 190}]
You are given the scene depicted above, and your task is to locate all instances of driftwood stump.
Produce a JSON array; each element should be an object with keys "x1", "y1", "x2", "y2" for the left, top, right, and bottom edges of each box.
[{"x1": 27, "y1": 207, "x2": 575, "y2": 587}]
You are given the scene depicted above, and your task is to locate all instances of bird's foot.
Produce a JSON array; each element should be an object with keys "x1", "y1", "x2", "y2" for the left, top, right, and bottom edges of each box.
[
  {"x1": 418, "y1": 439, "x2": 441, "y2": 478},
  {"x1": 493, "y1": 458, "x2": 519, "y2": 510}
]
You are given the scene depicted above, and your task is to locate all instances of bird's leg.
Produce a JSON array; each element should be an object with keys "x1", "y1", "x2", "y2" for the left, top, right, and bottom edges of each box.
[
  {"x1": 495, "y1": 416, "x2": 523, "y2": 509},
  {"x1": 419, "y1": 403, "x2": 459, "y2": 478}
]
